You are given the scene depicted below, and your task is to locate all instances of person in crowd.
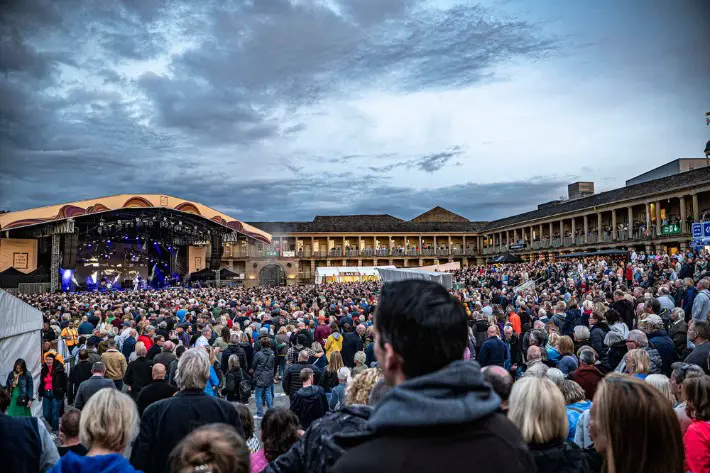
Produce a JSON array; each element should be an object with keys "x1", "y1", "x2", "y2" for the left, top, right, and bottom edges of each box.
[
  {"x1": 169, "y1": 423, "x2": 250, "y2": 473},
  {"x1": 351, "y1": 351, "x2": 367, "y2": 377},
  {"x1": 325, "y1": 323, "x2": 343, "y2": 361},
  {"x1": 289, "y1": 367, "x2": 329, "y2": 429},
  {"x1": 5, "y1": 358, "x2": 33, "y2": 417},
  {"x1": 202, "y1": 346, "x2": 221, "y2": 397},
  {"x1": 682, "y1": 375, "x2": 710, "y2": 473},
  {"x1": 588, "y1": 307, "x2": 610, "y2": 356},
  {"x1": 168, "y1": 345, "x2": 187, "y2": 386},
  {"x1": 617, "y1": 330, "x2": 662, "y2": 374},
  {"x1": 223, "y1": 355, "x2": 252, "y2": 403},
  {"x1": 253, "y1": 338, "x2": 276, "y2": 418},
  {"x1": 559, "y1": 380, "x2": 592, "y2": 442},
  {"x1": 126, "y1": 341, "x2": 155, "y2": 399},
  {"x1": 68, "y1": 349, "x2": 94, "y2": 405},
  {"x1": 40, "y1": 353, "x2": 67, "y2": 432},
  {"x1": 275, "y1": 327, "x2": 290, "y2": 380},
  {"x1": 100, "y1": 338, "x2": 127, "y2": 389},
  {"x1": 48, "y1": 389, "x2": 141, "y2": 473},
  {"x1": 74, "y1": 362, "x2": 115, "y2": 410},
  {"x1": 121, "y1": 329, "x2": 137, "y2": 360},
  {"x1": 284, "y1": 350, "x2": 319, "y2": 399},
  {"x1": 692, "y1": 279, "x2": 710, "y2": 322},
  {"x1": 341, "y1": 324, "x2": 364, "y2": 368},
  {"x1": 320, "y1": 351, "x2": 344, "y2": 394},
  {"x1": 147, "y1": 335, "x2": 165, "y2": 360},
  {"x1": 572, "y1": 326, "x2": 592, "y2": 354},
  {"x1": 131, "y1": 348, "x2": 244, "y2": 473},
  {"x1": 669, "y1": 307, "x2": 689, "y2": 359},
  {"x1": 0, "y1": 386, "x2": 60, "y2": 473},
  {"x1": 196, "y1": 326, "x2": 212, "y2": 348},
  {"x1": 605, "y1": 307, "x2": 629, "y2": 340},
  {"x1": 310, "y1": 342, "x2": 328, "y2": 372},
  {"x1": 233, "y1": 403, "x2": 261, "y2": 454},
  {"x1": 556, "y1": 336, "x2": 579, "y2": 375},
  {"x1": 153, "y1": 341, "x2": 177, "y2": 369},
  {"x1": 61, "y1": 321, "x2": 79, "y2": 353},
  {"x1": 222, "y1": 333, "x2": 248, "y2": 373},
  {"x1": 57, "y1": 408, "x2": 88, "y2": 457},
  {"x1": 136, "y1": 363, "x2": 178, "y2": 417},
  {"x1": 590, "y1": 373, "x2": 684, "y2": 473},
  {"x1": 670, "y1": 362, "x2": 706, "y2": 434},
  {"x1": 214, "y1": 326, "x2": 231, "y2": 351},
  {"x1": 610, "y1": 289, "x2": 635, "y2": 331},
  {"x1": 685, "y1": 320, "x2": 710, "y2": 373},
  {"x1": 602, "y1": 329, "x2": 627, "y2": 373},
  {"x1": 481, "y1": 365, "x2": 513, "y2": 412},
  {"x1": 625, "y1": 348, "x2": 651, "y2": 380},
  {"x1": 503, "y1": 325, "x2": 523, "y2": 378},
  {"x1": 251, "y1": 408, "x2": 300, "y2": 473},
  {"x1": 507, "y1": 376, "x2": 591, "y2": 473},
  {"x1": 642, "y1": 314, "x2": 677, "y2": 376},
  {"x1": 327, "y1": 367, "x2": 350, "y2": 411},
  {"x1": 545, "y1": 332, "x2": 562, "y2": 365},
  {"x1": 332, "y1": 280, "x2": 534, "y2": 473},
  {"x1": 645, "y1": 374, "x2": 675, "y2": 405},
  {"x1": 314, "y1": 316, "x2": 332, "y2": 348},
  {"x1": 571, "y1": 349, "x2": 604, "y2": 401},
  {"x1": 479, "y1": 325, "x2": 507, "y2": 367},
  {"x1": 138, "y1": 326, "x2": 156, "y2": 351}
]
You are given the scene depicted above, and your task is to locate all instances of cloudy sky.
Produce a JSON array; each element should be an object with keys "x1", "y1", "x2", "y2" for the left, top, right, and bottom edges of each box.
[{"x1": 1, "y1": 0, "x2": 709, "y2": 223}]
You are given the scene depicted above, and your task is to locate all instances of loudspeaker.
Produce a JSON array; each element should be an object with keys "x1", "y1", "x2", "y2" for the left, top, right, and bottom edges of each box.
[
  {"x1": 209, "y1": 234, "x2": 223, "y2": 270},
  {"x1": 62, "y1": 232, "x2": 79, "y2": 269},
  {"x1": 38, "y1": 237, "x2": 49, "y2": 254}
]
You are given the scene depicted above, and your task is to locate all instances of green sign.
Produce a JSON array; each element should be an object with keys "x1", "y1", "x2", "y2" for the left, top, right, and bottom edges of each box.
[
  {"x1": 264, "y1": 250, "x2": 279, "y2": 257},
  {"x1": 661, "y1": 224, "x2": 680, "y2": 235}
]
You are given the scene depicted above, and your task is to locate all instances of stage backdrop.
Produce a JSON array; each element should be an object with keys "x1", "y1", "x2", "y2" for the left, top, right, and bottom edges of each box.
[
  {"x1": 188, "y1": 245, "x2": 207, "y2": 274},
  {"x1": 0, "y1": 238, "x2": 37, "y2": 273}
]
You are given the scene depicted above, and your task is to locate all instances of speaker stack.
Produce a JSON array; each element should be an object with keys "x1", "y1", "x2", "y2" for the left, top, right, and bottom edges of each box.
[
  {"x1": 209, "y1": 234, "x2": 223, "y2": 270},
  {"x1": 61, "y1": 232, "x2": 79, "y2": 269}
]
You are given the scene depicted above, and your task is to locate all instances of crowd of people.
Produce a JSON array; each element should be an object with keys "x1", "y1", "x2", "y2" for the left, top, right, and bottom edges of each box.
[{"x1": 1, "y1": 249, "x2": 710, "y2": 473}]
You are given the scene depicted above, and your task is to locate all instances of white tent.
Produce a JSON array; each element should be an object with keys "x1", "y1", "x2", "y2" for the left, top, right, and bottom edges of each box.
[
  {"x1": 0, "y1": 289, "x2": 43, "y2": 417},
  {"x1": 376, "y1": 267, "x2": 454, "y2": 289},
  {"x1": 315, "y1": 266, "x2": 395, "y2": 284}
]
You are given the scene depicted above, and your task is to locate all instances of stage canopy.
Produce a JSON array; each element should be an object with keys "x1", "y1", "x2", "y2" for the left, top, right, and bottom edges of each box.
[
  {"x1": 315, "y1": 266, "x2": 395, "y2": 284},
  {"x1": 376, "y1": 267, "x2": 454, "y2": 289},
  {"x1": 0, "y1": 194, "x2": 271, "y2": 244}
]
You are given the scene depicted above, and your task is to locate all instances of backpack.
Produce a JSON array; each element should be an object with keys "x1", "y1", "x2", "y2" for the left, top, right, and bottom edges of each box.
[{"x1": 238, "y1": 370, "x2": 252, "y2": 403}]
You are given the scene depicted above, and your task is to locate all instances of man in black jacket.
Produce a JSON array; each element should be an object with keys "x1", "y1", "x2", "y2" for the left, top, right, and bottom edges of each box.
[
  {"x1": 341, "y1": 325, "x2": 364, "y2": 368},
  {"x1": 332, "y1": 280, "x2": 534, "y2": 473},
  {"x1": 124, "y1": 344, "x2": 154, "y2": 400},
  {"x1": 131, "y1": 348, "x2": 244, "y2": 473},
  {"x1": 221, "y1": 333, "x2": 248, "y2": 369},
  {"x1": 610, "y1": 290, "x2": 635, "y2": 331},
  {"x1": 283, "y1": 350, "x2": 320, "y2": 398},
  {"x1": 136, "y1": 363, "x2": 178, "y2": 416},
  {"x1": 289, "y1": 368, "x2": 329, "y2": 430},
  {"x1": 68, "y1": 349, "x2": 93, "y2": 405}
]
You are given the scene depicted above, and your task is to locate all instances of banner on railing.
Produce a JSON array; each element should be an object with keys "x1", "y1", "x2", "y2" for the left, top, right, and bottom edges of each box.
[{"x1": 282, "y1": 250, "x2": 295, "y2": 257}]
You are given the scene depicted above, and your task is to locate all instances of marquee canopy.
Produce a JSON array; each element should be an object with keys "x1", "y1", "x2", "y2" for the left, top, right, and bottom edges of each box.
[{"x1": 0, "y1": 194, "x2": 271, "y2": 244}]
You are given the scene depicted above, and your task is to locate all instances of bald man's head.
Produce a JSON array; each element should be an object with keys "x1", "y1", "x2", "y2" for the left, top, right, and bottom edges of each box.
[
  {"x1": 152, "y1": 363, "x2": 167, "y2": 380},
  {"x1": 527, "y1": 345, "x2": 543, "y2": 361},
  {"x1": 486, "y1": 326, "x2": 498, "y2": 338},
  {"x1": 481, "y1": 365, "x2": 513, "y2": 410}
]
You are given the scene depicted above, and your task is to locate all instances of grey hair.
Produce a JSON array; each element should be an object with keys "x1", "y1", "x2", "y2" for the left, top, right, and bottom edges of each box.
[
  {"x1": 545, "y1": 368, "x2": 565, "y2": 386},
  {"x1": 354, "y1": 351, "x2": 366, "y2": 365},
  {"x1": 573, "y1": 326, "x2": 590, "y2": 341},
  {"x1": 604, "y1": 330, "x2": 625, "y2": 346},
  {"x1": 202, "y1": 326, "x2": 212, "y2": 335},
  {"x1": 579, "y1": 349, "x2": 596, "y2": 365},
  {"x1": 337, "y1": 366, "x2": 351, "y2": 382},
  {"x1": 671, "y1": 307, "x2": 686, "y2": 320},
  {"x1": 230, "y1": 332, "x2": 240, "y2": 344},
  {"x1": 228, "y1": 354, "x2": 240, "y2": 371},
  {"x1": 628, "y1": 329, "x2": 649, "y2": 347},
  {"x1": 699, "y1": 279, "x2": 710, "y2": 290},
  {"x1": 523, "y1": 362, "x2": 549, "y2": 378},
  {"x1": 175, "y1": 348, "x2": 210, "y2": 390}
]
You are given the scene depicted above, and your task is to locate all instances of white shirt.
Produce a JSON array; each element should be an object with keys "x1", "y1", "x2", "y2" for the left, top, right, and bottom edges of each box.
[{"x1": 195, "y1": 335, "x2": 209, "y2": 348}]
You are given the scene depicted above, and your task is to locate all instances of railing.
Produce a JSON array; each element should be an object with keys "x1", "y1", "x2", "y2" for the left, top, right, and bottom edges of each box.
[{"x1": 562, "y1": 236, "x2": 574, "y2": 246}]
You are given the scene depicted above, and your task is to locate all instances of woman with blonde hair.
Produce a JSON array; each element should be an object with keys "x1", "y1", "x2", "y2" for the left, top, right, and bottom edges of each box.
[
  {"x1": 590, "y1": 373, "x2": 683, "y2": 473},
  {"x1": 508, "y1": 377, "x2": 591, "y2": 473},
  {"x1": 320, "y1": 351, "x2": 344, "y2": 394},
  {"x1": 170, "y1": 423, "x2": 249, "y2": 473},
  {"x1": 545, "y1": 332, "x2": 562, "y2": 365},
  {"x1": 345, "y1": 367, "x2": 382, "y2": 405},
  {"x1": 48, "y1": 388, "x2": 140, "y2": 472},
  {"x1": 645, "y1": 374, "x2": 675, "y2": 406},
  {"x1": 625, "y1": 348, "x2": 650, "y2": 380}
]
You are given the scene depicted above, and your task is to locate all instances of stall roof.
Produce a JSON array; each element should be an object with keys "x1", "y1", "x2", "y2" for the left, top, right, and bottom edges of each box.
[
  {"x1": 556, "y1": 249, "x2": 628, "y2": 258},
  {"x1": 316, "y1": 267, "x2": 339, "y2": 276}
]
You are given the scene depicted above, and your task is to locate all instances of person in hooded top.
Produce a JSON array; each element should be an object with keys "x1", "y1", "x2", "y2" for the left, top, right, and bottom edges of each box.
[
  {"x1": 331, "y1": 280, "x2": 534, "y2": 473},
  {"x1": 48, "y1": 388, "x2": 140, "y2": 473},
  {"x1": 508, "y1": 376, "x2": 592, "y2": 473}
]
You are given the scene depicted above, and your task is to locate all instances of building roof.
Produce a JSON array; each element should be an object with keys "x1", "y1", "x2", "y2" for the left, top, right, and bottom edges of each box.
[
  {"x1": 482, "y1": 165, "x2": 710, "y2": 232},
  {"x1": 247, "y1": 208, "x2": 487, "y2": 234}
]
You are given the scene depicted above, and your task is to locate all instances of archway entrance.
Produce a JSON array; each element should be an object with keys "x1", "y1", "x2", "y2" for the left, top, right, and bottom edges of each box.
[{"x1": 259, "y1": 264, "x2": 286, "y2": 286}]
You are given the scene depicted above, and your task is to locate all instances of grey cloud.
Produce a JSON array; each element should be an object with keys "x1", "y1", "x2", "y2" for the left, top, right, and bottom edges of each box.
[{"x1": 368, "y1": 147, "x2": 464, "y2": 173}]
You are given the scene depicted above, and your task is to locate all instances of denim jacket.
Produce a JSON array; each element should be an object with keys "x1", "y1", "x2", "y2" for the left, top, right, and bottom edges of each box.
[{"x1": 5, "y1": 371, "x2": 34, "y2": 401}]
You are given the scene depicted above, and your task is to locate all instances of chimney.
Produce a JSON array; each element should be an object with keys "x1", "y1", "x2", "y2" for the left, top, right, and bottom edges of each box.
[{"x1": 568, "y1": 182, "x2": 594, "y2": 200}]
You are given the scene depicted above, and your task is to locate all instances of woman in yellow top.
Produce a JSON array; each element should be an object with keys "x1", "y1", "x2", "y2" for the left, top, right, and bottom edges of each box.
[{"x1": 325, "y1": 322, "x2": 343, "y2": 361}]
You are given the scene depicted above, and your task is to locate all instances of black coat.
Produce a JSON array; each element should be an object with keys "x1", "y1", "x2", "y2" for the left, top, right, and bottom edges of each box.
[
  {"x1": 283, "y1": 362, "x2": 320, "y2": 398},
  {"x1": 589, "y1": 323, "x2": 610, "y2": 359},
  {"x1": 221, "y1": 344, "x2": 248, "y2": 371},
  {"x1": 264, "y1": 405, "x2": 373, "y2": 473},
  {"x1": 239, "y1": 342, "x2": 254, "y2": 371},
  {"x1": 223, "y1": 367, "x2": 252, "y2": 403},
  {"x1": 135, "y1": 380, "x2": 178, "y2": 417},
  {"x1": 528, "y1": 441, "x2": 593, "y2": 473},
  {"x1": 131, "y1": 390, "x2": 245, "y2": 473},
  {"x1": 39, "y1": 362, "x2": 67, "y2": 400},
  {"x1": 68, "y1": 360, "x2": 93, "y2": 404},
  {"x1": 610, "y1": 299, "x2": 634, "y2": 331},
  {"x1": 289, "y1": 385, "x2": 329, "y2": 430},
  {"x1": 340, "y1": 332, "x2": 364, "y2": 368},
  {"x1": 124, "y1": 357, "x2": 154, "y2": 398}
]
